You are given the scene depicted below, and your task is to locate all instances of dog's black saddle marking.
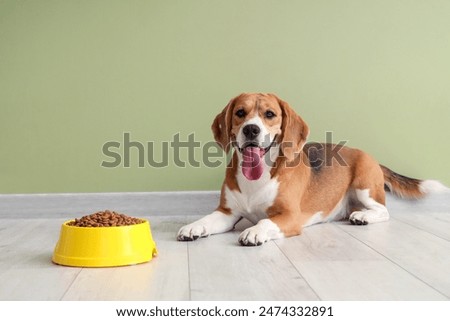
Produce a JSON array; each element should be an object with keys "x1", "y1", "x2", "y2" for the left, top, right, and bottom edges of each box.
[{"x1": 303, "y1": 143, "x2": 325, "y2": 173}]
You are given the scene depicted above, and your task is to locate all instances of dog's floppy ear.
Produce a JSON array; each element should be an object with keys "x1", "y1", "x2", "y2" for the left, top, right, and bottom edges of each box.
[
  {"x1": 273, "y1": 95, "x2": 310, "y2": 162},
  {"x1": 211, "y1": 98, "x2": 235, "y2": 152}
]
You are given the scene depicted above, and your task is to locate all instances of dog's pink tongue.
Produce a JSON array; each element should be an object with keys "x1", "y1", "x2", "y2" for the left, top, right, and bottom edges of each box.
[{"x1": 242, "y1": 147, "x2": 265, "y2": 180}]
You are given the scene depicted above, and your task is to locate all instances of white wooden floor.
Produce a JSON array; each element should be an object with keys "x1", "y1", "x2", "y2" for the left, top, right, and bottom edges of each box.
[{"x1": 0, "y1": 192, "x2": 449, "y2": 300}]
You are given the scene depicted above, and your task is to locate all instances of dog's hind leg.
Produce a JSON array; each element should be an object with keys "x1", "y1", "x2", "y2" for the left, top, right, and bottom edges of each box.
[
  {"x1": 349, "y1": 189, "x2": 390, "y2": 225},
  {"x1": 349, "y1": 154, "x2": 390, "y2": 225}
]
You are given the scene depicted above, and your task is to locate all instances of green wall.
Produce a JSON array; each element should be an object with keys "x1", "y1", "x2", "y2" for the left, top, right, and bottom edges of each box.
[{"x1": 1, "y1": 0, "x2": 449, "y2": 193}]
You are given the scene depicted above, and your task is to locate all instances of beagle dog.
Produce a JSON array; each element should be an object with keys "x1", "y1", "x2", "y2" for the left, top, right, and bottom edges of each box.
[{"x1": 177, "y1": 93, "x2": 447, "y2": 246}]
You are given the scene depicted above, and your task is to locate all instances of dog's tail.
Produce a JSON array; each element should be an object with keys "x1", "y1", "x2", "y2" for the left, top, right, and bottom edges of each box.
[{"x1": 380, "y1": 165, "x2": 449, "y2": 199}]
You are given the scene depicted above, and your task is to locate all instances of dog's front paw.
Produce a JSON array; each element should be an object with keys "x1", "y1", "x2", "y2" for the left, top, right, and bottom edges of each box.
[
  {"x1": 238, "y1": 225, "x2": 270, "y2": 246},
  {"x1": 177, "y1": 223, "x2": 209, "y2": 241},
  {"x1": 238, "y1": 219, "x2": 284, "y2": 246},
  {"x1": 177, "y1": 211, "x2": 242, "y2": 242}
]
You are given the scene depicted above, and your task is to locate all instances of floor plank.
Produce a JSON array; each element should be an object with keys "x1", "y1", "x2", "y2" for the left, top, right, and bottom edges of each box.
[
  {"x1": 0, "y1": 219, "x2": 81, "y2": 300},
  {"x1": 390, "y1": 211, "x2": 450, "y2": 241},
  {"x1": 338, "y1": 219, "x2": 450, "y2": 298},
  {"x1": 187, "y1": 220, "x2": 319, "y2": 301},
  {"x1": 62, "y1": 216, "x2": 190, "y2": 300},
  {"x1": 387, "y1": 193, "x2": 450, "y2": 242},
  {"x1": 276, "y1": 223, "x2": 446, "y2": 300}
]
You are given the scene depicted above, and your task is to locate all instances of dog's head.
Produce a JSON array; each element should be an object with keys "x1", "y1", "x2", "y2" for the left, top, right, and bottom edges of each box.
[{"x1": 212, "y1": 93, "x2": 309, "y2": 180}]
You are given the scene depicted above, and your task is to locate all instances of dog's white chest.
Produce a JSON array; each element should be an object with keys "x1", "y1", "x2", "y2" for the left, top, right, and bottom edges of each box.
[{"x1": 224, "y1": 170, "x2": 279, "y2": 224}]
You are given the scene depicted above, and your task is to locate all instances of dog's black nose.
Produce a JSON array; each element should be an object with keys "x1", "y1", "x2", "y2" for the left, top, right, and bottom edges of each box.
[{"x1": 243, "y1": 124, "x2": 260, "y2": 140}]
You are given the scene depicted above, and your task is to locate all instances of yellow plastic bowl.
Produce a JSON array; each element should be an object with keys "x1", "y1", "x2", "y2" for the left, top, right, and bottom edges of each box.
[{"x1": 52, "y1": 219, "x2": 157, "y2": 267}]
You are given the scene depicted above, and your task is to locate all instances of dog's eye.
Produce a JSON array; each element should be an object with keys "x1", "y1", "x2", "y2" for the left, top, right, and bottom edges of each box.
[
  {"x1": 265, "y1": 110, "x2": 276, "y2": 119},
  {"x1": 235, "y1": 109, "x2": 246, "y2": 118}
]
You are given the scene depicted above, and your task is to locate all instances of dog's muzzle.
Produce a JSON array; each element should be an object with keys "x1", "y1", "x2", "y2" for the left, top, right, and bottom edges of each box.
[{"x1": 233, "y1": 134, "x2": 278, "y2": 181}]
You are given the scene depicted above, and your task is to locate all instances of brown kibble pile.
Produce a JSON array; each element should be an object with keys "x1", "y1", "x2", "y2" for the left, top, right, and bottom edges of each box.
[{"x1": 67, "y1": 210, "x2": 144, "y2": 227}]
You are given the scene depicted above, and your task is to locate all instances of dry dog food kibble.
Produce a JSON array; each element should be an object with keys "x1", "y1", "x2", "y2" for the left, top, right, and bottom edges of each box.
[{"x1": 67, "y1": 210, "x2": 144, "y2": 227}]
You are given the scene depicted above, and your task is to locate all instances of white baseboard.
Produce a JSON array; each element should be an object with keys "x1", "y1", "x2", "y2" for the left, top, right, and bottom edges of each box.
[
  {"x1": 0, "y1": 191, "x2": 220, "y2": 218},
  {"x1": 0, "y1": 190, "x2": 448, "y2": 219}
]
